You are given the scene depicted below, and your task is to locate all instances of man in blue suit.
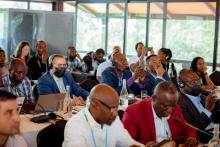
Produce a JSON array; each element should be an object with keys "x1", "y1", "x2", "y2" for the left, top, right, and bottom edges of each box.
[
  {"x1": 37, "y1": 54, "x2": 89, "y2": 105},
  {"x1": 101, "y1": 51, "x2": 144, "y2": 96},
  {"x1": 144, "y1": 55, "x2": 170, "y2": 96}
]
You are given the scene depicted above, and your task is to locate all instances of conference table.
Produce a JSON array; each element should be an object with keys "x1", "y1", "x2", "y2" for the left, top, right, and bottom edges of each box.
[{"x1": 20, "y1": 112, "x2": 70, "y2": 147}]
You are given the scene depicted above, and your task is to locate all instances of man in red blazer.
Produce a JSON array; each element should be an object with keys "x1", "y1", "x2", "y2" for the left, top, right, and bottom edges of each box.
[{"x1": 122, "y1": 81, "x2": 198, "y2": 146}]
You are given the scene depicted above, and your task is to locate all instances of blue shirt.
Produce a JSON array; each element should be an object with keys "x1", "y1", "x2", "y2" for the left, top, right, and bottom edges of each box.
[
  {"x1": 2, "y1": 75, "x2": 34, "y2": 102},
  {"x1": 183, "y1": 93, "x2": 212, "y2": 117}
]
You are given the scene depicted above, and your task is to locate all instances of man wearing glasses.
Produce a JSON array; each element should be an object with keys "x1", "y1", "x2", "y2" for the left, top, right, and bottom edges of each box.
[
  {"x1": 63, "y1": 84, "x2": 144, "y2": 147},
  {"x1": 1, "y1": 58, "x2": 34, "y2": 103},
  {"x1": 178, "y1": 69, "x2": 218, "y2": 143},
  {"x1": 37, "y1": 54, "x2": 89, "y2": 105}
]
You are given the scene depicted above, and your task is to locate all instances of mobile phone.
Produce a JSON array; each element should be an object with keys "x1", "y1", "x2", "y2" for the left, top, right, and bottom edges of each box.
[{"x1": 147, "y1": 47, "x2": 153, "y2": 51}]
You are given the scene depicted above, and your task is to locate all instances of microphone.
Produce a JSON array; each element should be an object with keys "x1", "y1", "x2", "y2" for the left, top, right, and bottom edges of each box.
[
  {"x1": 172, "y1": 116, "x2": 213, "y2": 137},
  {"x1": 30, "y1": 102, "x2": 64, "y2": 123}
]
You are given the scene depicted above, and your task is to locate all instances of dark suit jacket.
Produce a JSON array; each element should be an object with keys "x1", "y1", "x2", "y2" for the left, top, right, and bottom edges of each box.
[
  {"x1": 178, "y1": 92, "x2": 212, "y2": 143},
  {"x1": 27, "y1": 55, "x2": 47, "y2": 80},
  {"x1": 101, "y1": 67, "x2": 141, "y2": 96},
  {"x1": 37, "y1": 71, "x2": 89, "y2": 100},
  {"x1": 143, "y1": 71, "x2": 170, "y2": 96},
  {"x1": 122, "y1": 98, "x2": 197, "y2": 145}
]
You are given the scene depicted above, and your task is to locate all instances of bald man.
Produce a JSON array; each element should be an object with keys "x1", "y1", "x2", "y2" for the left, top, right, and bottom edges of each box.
[
  {"x1": 122, "y1": 81, "x2": 197, "y2": 146},
  {"x1": 63, "y1": 84, "x2": 144, "y2": 147},
  {"x1": 1, "y1": 58, "x2": 34, "y2": 102}
]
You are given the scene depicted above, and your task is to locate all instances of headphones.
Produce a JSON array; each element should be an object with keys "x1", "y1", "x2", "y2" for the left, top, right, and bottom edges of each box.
[
  {"x1": 48, "y1": 54, "x2": 60, "y2": 69},
  {"x1": 178, "y1": 77, "x2": 185, "y2": 88}
]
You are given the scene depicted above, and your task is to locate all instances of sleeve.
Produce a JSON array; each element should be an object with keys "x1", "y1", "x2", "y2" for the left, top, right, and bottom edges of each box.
[
  {"x1": 37, "y1": 76, "x2": 53, "y2": 95},
  {"x1": 122, "y1": 107, "x2": 139, "y2": 140},
  {"x1": 178, "y1": 98, "x2": 212, "y2": 130},
  {"x1": 102, "y1": 69, "x2": 122, "y2": 94},
  {"x1": 176, "y1": 106, "x2": 198, "y2": 139},
  {"x1": 115, "y1": 117, "x2": 144, "y2": 147},
  {"x1": 66, "y1": 73, "x2": 89, "y2": 100}
]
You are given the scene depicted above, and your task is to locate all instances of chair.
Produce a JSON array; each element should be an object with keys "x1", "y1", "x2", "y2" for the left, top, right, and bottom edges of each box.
[
  {"x1": 37, "y1": 120, "x2": 67, "y2": 147},
  {"x1": 79, "y1": 79, "x2": 99, "y2": 92},
  {"x1": 33, "y1": 84, "x2": 39, "y2": 102},
  {"x1": 209, "y1": 71, "x2": 220, "y2": 86}
]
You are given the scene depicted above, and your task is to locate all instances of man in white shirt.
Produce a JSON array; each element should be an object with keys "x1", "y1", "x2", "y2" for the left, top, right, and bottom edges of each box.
[
  {"x1": 0, "y1": 90, "x2": 27, "y2": 147},
  {"x1": 63, "y1": 84, "x2": 144, "y2": 147}
]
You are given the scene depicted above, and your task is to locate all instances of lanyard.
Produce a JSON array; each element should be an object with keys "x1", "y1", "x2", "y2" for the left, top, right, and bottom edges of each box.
[{"x1": 83, "y1": 110, "x2": 108, "y2": 147}]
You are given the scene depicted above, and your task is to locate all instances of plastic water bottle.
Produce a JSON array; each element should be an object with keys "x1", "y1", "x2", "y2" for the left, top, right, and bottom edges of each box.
[
  {"x1": 63, "y1": 85, "x2": 72, "y2": 118},
  {"x1": 120, "y1": 79, "x2": 128, "y2": 107}
]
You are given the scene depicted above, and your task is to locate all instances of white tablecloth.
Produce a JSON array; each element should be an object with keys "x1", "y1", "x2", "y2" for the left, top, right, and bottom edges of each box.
[{"x1": 20, "y1": 114, "x2": 51, "y2": 147}]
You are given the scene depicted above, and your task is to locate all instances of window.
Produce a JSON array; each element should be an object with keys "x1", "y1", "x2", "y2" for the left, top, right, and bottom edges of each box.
[
  {"x1": 166, "y1": 2, "x2": 216, "y2": 63},
  {"x1": 0, "y1": 1, "x2": 27, "y2": 9},
  {"x1": 76, "y1": 4, "x2": 106, "y2": 52},
  {"x1": 127, "y1": 3, "x2": 147, "y2": 56},
  {"x1": 148, "y1": 2, "x2": 164, "y2": 54},
  {"x1": 108, "y1": 3, "x2": 124, "y2": 54},
  {"x1": 30, "y1": 2, "x2": 52, "y2": 11},
  {"x1": 63, "y1": 1, "x2": 76, "y2": 13}
]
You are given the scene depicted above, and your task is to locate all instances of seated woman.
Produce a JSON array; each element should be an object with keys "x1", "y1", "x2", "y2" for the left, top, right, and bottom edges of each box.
[
  {"x1": 14, "y1": 41, "x2": 31, "y2": 65},
  {"x1": 158, "y1": 48, "x2": 177, "y2": 86},
  {"x1": 190, "y1": 56, "x2": 215, "y2": 90}
]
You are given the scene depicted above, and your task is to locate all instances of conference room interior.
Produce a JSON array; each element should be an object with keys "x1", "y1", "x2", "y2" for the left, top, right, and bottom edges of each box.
[{"x1": 1, "y1": 0, "x2": 220, "y2": 147}]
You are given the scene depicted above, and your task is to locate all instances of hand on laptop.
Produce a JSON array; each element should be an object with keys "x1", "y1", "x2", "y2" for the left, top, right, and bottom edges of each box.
[{"x1": 71, "y1": 97, "x2": 85, "y2": 106}]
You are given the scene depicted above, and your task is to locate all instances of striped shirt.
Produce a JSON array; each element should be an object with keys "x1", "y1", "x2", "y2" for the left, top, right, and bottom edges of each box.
[{"x1": 2, "y1": 75, "x2": 34, "y2": 102}]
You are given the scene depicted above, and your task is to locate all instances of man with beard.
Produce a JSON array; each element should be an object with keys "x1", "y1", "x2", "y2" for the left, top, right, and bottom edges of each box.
[
  {"x1": 0, "y1": 90, "x2": 27, "y2": 147},
  {"x1": 27, "y1": 40, "x2": 49, "y2": 80},
  {"x1": 178, "y1": 69, "x2": 218, "y2": 143},
  {"x1": 63, "y1": 84, "x2": 144, "y2": 147},
  {"x1": 37, "y1": 54, "x2": 89, "y2": 105},
  {"x1": 66, "y1": 46, "x2": 82, "y2": 72},
  {"x1": 1, "y1": 59, "x2": 34, "y2": 103}
]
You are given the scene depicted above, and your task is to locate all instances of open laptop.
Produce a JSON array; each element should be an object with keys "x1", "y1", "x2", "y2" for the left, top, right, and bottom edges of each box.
[{"x1": 34, "y1": 93, "x2": 66, "y2": 113}]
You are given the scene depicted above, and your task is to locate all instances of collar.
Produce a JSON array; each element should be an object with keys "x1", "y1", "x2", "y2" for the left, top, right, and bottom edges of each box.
[
  {"x1": 183, "y1": 92, "x2": 201, "y2": 103},
  {"x1": 151, "y1": 101, "x2": 170, "y2": 120},
  {"x1": 84, "y1": 107, "x2": 103, "y2": 129}
]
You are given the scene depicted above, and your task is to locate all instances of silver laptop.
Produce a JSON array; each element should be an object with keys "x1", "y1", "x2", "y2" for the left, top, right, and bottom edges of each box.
[{"x1": 35, "y1": 93, "x2": 66, "y2": 113}]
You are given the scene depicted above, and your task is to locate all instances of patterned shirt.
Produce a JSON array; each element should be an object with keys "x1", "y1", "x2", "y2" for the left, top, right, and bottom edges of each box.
[
  {"x1": 2, "y1": 75, "x2": 34, "y2": 102},
  {"x1": 66, "y1": 57, "x2": 82, "y2": 72}
]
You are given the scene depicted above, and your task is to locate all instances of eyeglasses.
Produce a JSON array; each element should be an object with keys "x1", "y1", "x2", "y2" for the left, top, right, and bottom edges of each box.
[
  {"x1": 184, "y1": 78, "x2": 201, "y2": 85},
  {"x1": 93, "y1": 98, "x2": 118, "y2": 113}
]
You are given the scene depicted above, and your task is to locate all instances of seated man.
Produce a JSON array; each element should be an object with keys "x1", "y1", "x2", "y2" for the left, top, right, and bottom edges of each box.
[
  {"x1": 178, "y1": 69, "x2": 218, "y2": 143},
  {"x1": 122, "y1": 81, "x2": 197, "y2": 146},
  {"x1": 1, "y1": 59, "x2": 34, "y2": 103},
  {"x1": 37, "y1": 54, "x2": 89, "y2": 103},
  {"x1": 0, "y1": 90, "x2": 27, "y2": 147},
  {"x1": 27, "y1": 40, "x2": 48, "y2": 80},
  {"x1": 66, "y1": 46, "x2": 82, "y2": 72},
  {"x1": 96, "y1": 46, "x2": 121, "y2": 82},
  {"x1": 63, "y1": 84, "x2": 144, "y2": 147},
  {"x1": 144, "y1": 55, "x2": 170, "y2": 96},
  {"x1": 101, "y1": 51, "x2": 144, "y2": 96}
]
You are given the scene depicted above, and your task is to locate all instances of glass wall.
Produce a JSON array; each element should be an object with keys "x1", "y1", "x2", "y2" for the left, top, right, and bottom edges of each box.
[
  {"x1": 148, "y1": 2, "x2": 163, "y2": 54},
  {"x1": 166, "y1": 2, "x2": 216, "y2": 65},
  {"x1": 76, "y1": 4, "x2": 106, "y2": 52},
  {"x1": 63, "y1": 1, "x2": 76, "y2": 12},
  {"x1": 127, "y1": 3, "x2": 147, "y2": 56},
  {"x1": 0, "y1": 1, "x2": 27, "y2": 9},
  {"x1": 30, "y1": 2, "x2": 52, "y2": 11},
  {"x1": 107, "y1": 3, "x2": 124, "y2": 54}
]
